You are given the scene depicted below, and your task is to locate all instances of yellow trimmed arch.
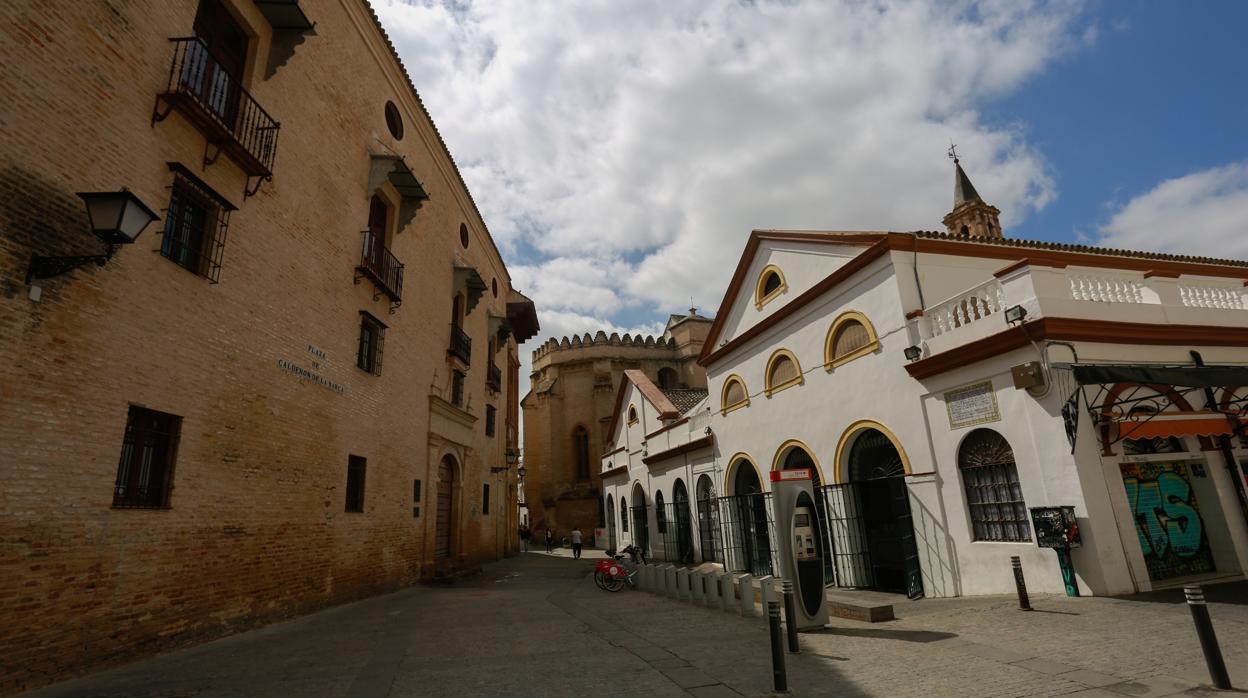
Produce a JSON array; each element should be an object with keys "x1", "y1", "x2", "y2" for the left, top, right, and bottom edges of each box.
[
  {"x1": 832, "y1": 419, "x2": 912, "y2": 484},
  {"x1": 720, "y1": 373, "x2": 750, "y2": 414},
  {"x1": 754, "y1": 264, "x2": 788, "y2": 309},
  {"x1": 769, "y1": 438, "x2": 827, "y2": 485},
  {"x1": 764, "y1": 348, "x2": 803, "y2": 396},
  {"x1": 824, "y1": 310, "x2": 880, "y2": 370},
  {"x1": 722, "y1": 452, "x2": 762, "y2": 494}
]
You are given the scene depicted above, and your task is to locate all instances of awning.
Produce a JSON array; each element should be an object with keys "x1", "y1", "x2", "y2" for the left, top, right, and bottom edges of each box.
[
  {"x1": 1116, "y1": 411, "x2": 1244, "y2": 440},
  {"x1": 368, "y1": 155, "x2": 430, "y2": 232},
  {"x1": 255, "y1": 1, "x2": 316, "y2": 79},
  {"x1": 453, "y1": 266, "x2": 487, "y2": 314},
  {"x1": 489, "y1": 314, "x2": 513, "y2": 347},
  {"x1": 1064, "y1": 363, "x2": 1248, "y2": 388},
  {"x1": 507, "y1": 292, "x2": 540, "y2": 343}
]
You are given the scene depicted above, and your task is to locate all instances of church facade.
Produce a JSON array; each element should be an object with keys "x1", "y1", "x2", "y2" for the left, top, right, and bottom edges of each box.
[{"x1": 602, "y1": 161, "x2": 1248, "y2": 598}]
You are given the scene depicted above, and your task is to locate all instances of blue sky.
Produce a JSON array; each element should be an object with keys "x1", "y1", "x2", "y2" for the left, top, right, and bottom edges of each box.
[{"x1": 373, "y1": 0, "x2": 1248, "y2": 385}]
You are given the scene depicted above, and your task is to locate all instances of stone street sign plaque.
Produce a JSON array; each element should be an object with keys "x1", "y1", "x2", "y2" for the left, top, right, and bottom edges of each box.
[{"x1": 945, "y1": 379, "x2": 999, "y2": 429}]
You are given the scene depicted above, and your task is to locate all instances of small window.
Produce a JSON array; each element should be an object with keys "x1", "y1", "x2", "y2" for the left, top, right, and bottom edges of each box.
[
  {"x1": 459, "y1": 223, "x2": 469, "y2": 249},
  {"x1": 492, "y1": 278, "x2": 498, "y2": 297},
  {"x1": 721, "y1": 375, "x2": 749, "y2": 413},
  {"x1": 754, "y1": 264, "x2": 787, "y2": 308},
  {"x1": 357, "y1": 311, "x2": 386, "y2": 375},
  {"x1": 413, "y1": 479, "x2": 422, "y2": 502},
  {"x1": 959, "y1": 429, "x2": 1029, "y2": 542},
  {"x1": 160, "y1": 168, "x2": 232, "y2": 283},
  {"x1": 384, "y1": 101, "x2": 404, "y2": 140},
  {"x1": 655, "y1": 491, "x2": 667, "y2": 533},
  {"x1": 113, "y1": 406, "x2": 181, "y2": 508},
  {"x1": 832, "y1": 321, "x2": 870, "y2": 358},
  {"x1": 451, "y1": 369, "x2": 466, "y2": 407},
  {"x1": 825, "y1": 312, "x2": 880, "y2": 369},
  {"x1": 345, "y1": 455, "x2": 366, "y2": 513},
  {"x1": 483, "y1": 484, "x2": 490, "y2": 514},
  {"x1": 627, "y1": 405, "x2": 638, "y2": 425},
  {"x1": 763, "y1": 272, "x2": 781, "y2": 296},
  {"x1": 486, "y1": 405, "x2": 496, "y2": 437},
  {"x1": 620, "y1": 496, "x2": 629, "y2": 532},
  {"x1": 765, "y1": 351, "x2": 802, "y2": 395}
]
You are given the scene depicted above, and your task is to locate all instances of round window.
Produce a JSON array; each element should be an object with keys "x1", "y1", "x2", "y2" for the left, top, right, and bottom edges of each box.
[
  {"x1": 459, "y1": 223, "x2": 469, "y2": 249},
  {"x1": 492, "y1": 279, "x2": 498, "y2": 297},
  {"x1": 384, "y1": 101, "x2": 404, "y2": 140}
]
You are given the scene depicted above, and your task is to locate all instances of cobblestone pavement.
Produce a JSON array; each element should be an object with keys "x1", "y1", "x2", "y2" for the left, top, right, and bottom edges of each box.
[{"x1": 23, "y1": 553, "x2": 1248, "y2": 697}]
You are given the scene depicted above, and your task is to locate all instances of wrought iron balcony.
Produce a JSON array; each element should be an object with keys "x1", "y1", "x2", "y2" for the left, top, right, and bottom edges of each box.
[
  {"x1": 154, "y1": 37, "x2": 280, "y2": 193},
  {"x1": 487, "y1": 361, "x2": 502, "y2": 392},
  {"x1": 354, "y1": 230, "x2": 404, "y2": 309},
  {"x1": 449, "y1": 325, "x2": 472, "y2": 365}
]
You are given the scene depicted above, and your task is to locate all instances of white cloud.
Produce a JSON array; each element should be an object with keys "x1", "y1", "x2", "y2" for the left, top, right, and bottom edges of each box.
[
  {"x1": 1099, "y1": 163, "x2": 1248, "y2": 260},
  {"x1": 373, "y1": 0, "x2": 1084, "y2": 324}
]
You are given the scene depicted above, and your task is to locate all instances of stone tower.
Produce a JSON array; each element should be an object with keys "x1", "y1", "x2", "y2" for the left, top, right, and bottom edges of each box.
[
  {"x1": 942, "y1": 158, "x2": 1003, "y2": 239},
  {"x1": 522, "y1": 310, "x2": 712, "y2": 541}
]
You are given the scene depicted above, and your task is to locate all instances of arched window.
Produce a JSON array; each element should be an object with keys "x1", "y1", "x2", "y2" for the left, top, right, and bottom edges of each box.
[
  {"x1": 655, "y1": 490, "x2": 667, "y2": 533},
  {"x1": 572, "y1": 426, "x2": 590, "y2": 481},
  {"x1": 765, "y1": 350, "x2": 802, "y2": 396},
  {"x1": 620, "y1": 495, "x2": 628, "y2": 532},
  {"x1": 824, "y1": 311, "x2": 879, "y2": 369},
  {"x1": 754, "y1": 264, "x2": 787, "y2": 309},
  {"x1": 959, "y1": 429, "x2": 1030, "y2": 542},
  {"x1": 657, "y1": 367, "x2": 679, "y2": 389},
  {"x1": 960, "y1": 224, "x2": 970, "y2": 236},
  {"x1": 720, "y1": 375, "x2": 750, "y2": 414},
  {"x1": 627, "y1": 405, "x2": 638, "y2": 425}
]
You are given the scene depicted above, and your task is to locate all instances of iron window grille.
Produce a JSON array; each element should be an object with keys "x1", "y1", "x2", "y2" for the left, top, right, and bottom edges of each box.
[
  {"x1": 620, "y1": 496, "x2": 629, "y2": 532},
  {"x1": 485, "y1": 405, "x2": 496, "y2": 437},
  {"x1": 451, "y1": 369, "x2": 466, "y2": 407},
  {"x1": 959, "y1": 429, "x2": 1031, "y2": 542},
  {"x1": 113, "y1": 405, "x2": 182, "y2": 508},
  {"x1": 345, "y1": 455, "x2": 366, "y2": 512},
  {"x1": 655, "y1": 491, "x2": 668, "y2": 533},
  {"x1": 660, "y1": 501, "x2": 696, "y2": 564},
  {"x1": 160, "y1": 164, "x2": 233, "y2": 282},
  {"x1": 357, "y1": 311, "x2": 386, "y2": 375},
  {"x1": 483, "y1": 484, "x2": 490, "y2": 514},
  {"x1": 717, "y1": 492, "x2": 776, "y2": 577}
]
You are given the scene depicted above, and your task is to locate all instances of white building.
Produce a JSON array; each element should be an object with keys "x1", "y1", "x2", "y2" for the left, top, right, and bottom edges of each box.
[{"x1": 602, "y1": 161, "x2": 1248, "y2": 598}]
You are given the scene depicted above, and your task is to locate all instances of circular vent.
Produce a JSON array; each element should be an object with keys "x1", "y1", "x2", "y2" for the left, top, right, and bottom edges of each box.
[{"x1": 384, "y1": 101, "x2": 404, "y2": 140}]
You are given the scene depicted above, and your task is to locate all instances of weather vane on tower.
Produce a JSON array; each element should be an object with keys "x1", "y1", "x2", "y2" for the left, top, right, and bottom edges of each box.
[{"x1": 947, "y1": 141, "x2": 959, "y2": 164}]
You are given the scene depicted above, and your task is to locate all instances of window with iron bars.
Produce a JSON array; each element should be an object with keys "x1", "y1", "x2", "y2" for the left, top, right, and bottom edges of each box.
[
  {"x1": 160, "y1": 164, "x2": 233, "y2": 282},
  {"x1": 345, "y1": 455, "x2": 366, "y2": 513},
  {"x1": 485, "y1": 405, "x2": 496, "y2": 437},
  {"x1": 959, "y1": 429, "x2": 1030, "y2": 542},
  {"x1": 451, "y1": 369, "x2": 466, "y2": 407},
  {"x1": 113, "y1": 405, "x2": 182, "y2": 508},
  {"x1": 357, "y1": 311, "x2": 386, "y2": 375}
]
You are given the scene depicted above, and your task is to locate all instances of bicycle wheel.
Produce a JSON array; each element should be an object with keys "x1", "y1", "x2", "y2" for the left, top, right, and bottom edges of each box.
[
  {"x1": 593, "y1": 570, "x2": 608, "y2": 590},
  {"x1": 602, "y1": 574, "x2": 625, "y2": 592}
]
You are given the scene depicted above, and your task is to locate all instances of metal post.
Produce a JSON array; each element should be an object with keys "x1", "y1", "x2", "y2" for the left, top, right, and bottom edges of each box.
[
  {"x1": 1185, "y1": 585, "x2": 1231, "y2": 690},
  {"x1": 781, "y1": 579, "x2": 800, "y2": 653},
  {"x1": 768, "y1": 600, "x2": 788, "y2": 693},
  {"x1": 1010, "y1": 556, "x2": 1032, "y2": 611}
]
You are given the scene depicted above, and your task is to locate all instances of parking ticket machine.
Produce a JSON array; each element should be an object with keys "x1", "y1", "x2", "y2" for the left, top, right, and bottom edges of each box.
[{"x1": 769, "y1": 468, "x2": 829, "y2": 630}]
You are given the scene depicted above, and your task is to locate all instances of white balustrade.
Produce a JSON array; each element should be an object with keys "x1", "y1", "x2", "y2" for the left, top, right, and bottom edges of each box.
[
  {"x1": 927, "y1": 280, "x2": 1004, "y2": 337},
  {"x1": 1068, "y1": 274, "x2": 1144, "y2": 303},
  {"x1": 1180, "y1": 283, "x2": 1245, "y2": 310}
]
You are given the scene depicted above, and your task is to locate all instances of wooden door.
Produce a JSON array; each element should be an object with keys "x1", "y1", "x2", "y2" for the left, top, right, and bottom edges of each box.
[{"x1": 435, "y1": 457, "x2": 455, "y2": 559}]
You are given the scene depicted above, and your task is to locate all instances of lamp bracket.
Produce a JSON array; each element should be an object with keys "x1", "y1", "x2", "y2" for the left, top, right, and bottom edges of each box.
[
  {"x1": 489, "y1": 466, "x2": 510, "y2": 474},
  {"x1": 26, "y1": 246, "x2": 117, "y2": 284}
]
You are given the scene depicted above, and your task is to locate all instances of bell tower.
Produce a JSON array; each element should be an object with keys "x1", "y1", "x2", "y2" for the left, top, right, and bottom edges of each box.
[{"x1": 942, "y1": 147, "x2": 1003, "y2": 239}]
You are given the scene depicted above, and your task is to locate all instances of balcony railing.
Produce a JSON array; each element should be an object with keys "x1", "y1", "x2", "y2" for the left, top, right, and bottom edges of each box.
[
  {"x1": 487, "y1": 362, "x2": 502, "y2": 392},
  {"x1": 157, "y1": 37, "x2": 280, "y2": 179},
  {"x1": 449, "y1": 325, "x2": 472, "y2": 365},
  {"x1": 356, "y1": 230, "x2": 404, "y2": 306}
]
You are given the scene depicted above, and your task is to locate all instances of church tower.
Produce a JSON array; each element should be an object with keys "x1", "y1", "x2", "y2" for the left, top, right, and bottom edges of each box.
[{"x1": 942, "y1": 155, "x2": 1003, "y2": 239}]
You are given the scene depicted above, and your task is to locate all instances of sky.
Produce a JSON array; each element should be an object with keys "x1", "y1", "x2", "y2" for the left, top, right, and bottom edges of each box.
[{"x1": 370, "y1": 0, "x2": 1248, "y2": 397}]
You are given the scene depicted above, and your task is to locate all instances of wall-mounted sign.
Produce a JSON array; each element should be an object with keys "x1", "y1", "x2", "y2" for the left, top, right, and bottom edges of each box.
[
  {"x1": 945, "y1": 380, "x2": 1000, "y2": 429},
  {"x1": 277, "y1": 343, "x2": 345, "y2": 395}
]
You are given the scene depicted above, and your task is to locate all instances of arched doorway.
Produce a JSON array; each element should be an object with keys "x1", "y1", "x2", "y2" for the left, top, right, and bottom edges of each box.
[
  {"x1": 779, "y1": 445, "x2": 835, "y2": 586},
  {"x1": 847, "y1": 429, "x2": 922, "y2": 597},
  {"x1": 672, "y1": 479, "x2": 694, "y2": 564},
  {"x1": 696, "y1": 475, "x2": 719, "y2": 562},
  {"x1": 606, "y1": 495, "x2": 617, "y2": 551},
  {"x1": 435, "y1": 454, "x2": 457, "y2": 561},
  {"x1": 728, "y1": 458, "x2": 772, "y2": 576},
  {"x1": 630, "y1": 483, "x2": 649, "y2": 558}
]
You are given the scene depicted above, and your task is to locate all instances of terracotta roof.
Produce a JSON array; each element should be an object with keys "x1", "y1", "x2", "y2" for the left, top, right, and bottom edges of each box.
[
  {"x1": 661, "y1": 389, "x2": 708, "y2": 415},
  {"x1": 911, "y1": 230, "x2": 1248, "y2": 268},
  {"x1": 604, "y1": 370, "x2": 680, "y2": 443}
]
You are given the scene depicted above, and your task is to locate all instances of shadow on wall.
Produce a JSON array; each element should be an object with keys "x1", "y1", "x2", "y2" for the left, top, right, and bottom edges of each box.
[
  {"x1": 1114, "y1": 578, "x2": 1248, "y2": 606},
  {"x1": 911, "y1": 488, "x2": 959, "y2": 598}
]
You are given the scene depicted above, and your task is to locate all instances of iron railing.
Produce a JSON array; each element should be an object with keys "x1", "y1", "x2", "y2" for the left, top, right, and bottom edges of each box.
[
  {"x1": 356, "y1": 230, "x2": 404, "y2": 303},
  {"x1": 717, "y1": 493, "x2": 776, "y2": 577},
  {"x1": 160, "y1": 37, "x2": 280, "y2": 177},
  {"x1": 659, "y1": 501, "x2": 696, "y2": 564},
  {"x1": 487, "y1": 361, "x2": 502, "y2": 391},
  {"x1": 449, "y1": 325, "x2": 472, "y2": 364}
]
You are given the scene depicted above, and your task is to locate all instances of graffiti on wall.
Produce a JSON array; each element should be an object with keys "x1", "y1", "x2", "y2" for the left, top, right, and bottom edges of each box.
[{"x1": 1120, "y1": 462, "x2": 1215, "y2": 581}]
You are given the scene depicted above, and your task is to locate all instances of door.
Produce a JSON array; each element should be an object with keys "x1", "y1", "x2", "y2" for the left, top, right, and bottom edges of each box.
[
  {"x1": 191, "y1": 0, "x2": 248, "y2": 124},
  {"x1": 673, "y1": 480, "x2": 694, "y2": 564},
  {"x1": 848, "y1": 429, "x2": 923, "y2": 598},
  {"x1": 435, "y1": 456, "x2": 455, "y2": 559},
  {"x1": 696, "y1": 475, "x2": 719, "y2": 563},
  {"x1": 366, "y1": 195, "x2": 388, "y2": 267}
]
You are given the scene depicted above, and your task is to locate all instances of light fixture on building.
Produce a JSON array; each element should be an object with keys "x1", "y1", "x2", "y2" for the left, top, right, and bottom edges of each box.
[
  {"x1": 517, "y1": 464, "x2": 526, "y2": 479},
  {"x1": 1005, "y1": 304, "x2": 1027, "y2": 325},
  {"x1": 904, "y1": 345, "x2": 922, "y2": 361},
  {"x1": 26, "y1": 189, "x2": 159, "y2": 284},
  {"x1": 505, "y1": 449, "x2": 520, "y2": 465},
  {"x1": 704, "y1": 426, "x2": 713, "y2": 436}
]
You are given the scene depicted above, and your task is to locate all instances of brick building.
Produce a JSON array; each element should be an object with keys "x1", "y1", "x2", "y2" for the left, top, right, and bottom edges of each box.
[
  {"x1": 522, "y1": 311, "x2": 710, "y2": 541},
  {"x1": 0, "y1": 0, "x2": 537, "y2": 691}
]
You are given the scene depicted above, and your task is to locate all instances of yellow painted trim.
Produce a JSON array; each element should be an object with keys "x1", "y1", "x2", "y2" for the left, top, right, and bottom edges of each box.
[
  {"x1": 754, "y1": 264, "x2": 789, "y2": 310},
  {"x1": 832, "y1": 419, "x2": 912, "y2": 484},
  {"x1": 764, "y1": 349, "x2": 803, "y2": 396},
  {"x1": 824, "y1": 310, "x2": 881, "y2": 371},
  {"x1": 723, "y1": 452, "x2": 761, "y2": 495},
  {"x1": 720, "y1": 374, "x2": 751, "y2": 415},
  {"x1": 769, "y1": 438, "x2": 827, "y2": 485}
]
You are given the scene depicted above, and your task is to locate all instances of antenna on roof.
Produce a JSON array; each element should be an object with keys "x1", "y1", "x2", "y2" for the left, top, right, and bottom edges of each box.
[{"x1": 947, "y1": 141, "x2": 959, "y2": 164}]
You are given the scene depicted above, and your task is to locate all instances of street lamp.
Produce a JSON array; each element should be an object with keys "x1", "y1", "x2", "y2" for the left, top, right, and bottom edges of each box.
[
  {"x1": 27, "y1": 189, "x2": 160, "y2": 284},
  {"x1": 517, "y1": 464, "x2": 526, "y2": 480},
  {"x1": 904, "y1": 345, "x2": 922, "y2": 361}
]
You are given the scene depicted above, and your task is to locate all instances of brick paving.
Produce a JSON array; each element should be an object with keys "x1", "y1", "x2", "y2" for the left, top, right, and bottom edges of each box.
[{"x1": 21, "y1": 553, "x2": 1248, "y2": 697}]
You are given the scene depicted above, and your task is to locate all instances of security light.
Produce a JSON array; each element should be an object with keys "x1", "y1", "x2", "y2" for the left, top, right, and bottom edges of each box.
[
  {"x1": 1005, "y1": 305, "x2": 1027, "y2": 325},
  {"x1": 904, "y1": 345, "x2": 922, "y2": 361}
]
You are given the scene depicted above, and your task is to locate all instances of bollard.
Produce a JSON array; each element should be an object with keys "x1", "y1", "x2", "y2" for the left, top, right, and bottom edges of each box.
[
  {"x1": 676, "y1": 568, "x2": 691, "y2": 601},
  {"x1": 666, "y1": 566, "x2": 679, "y2": 600},
  {"x1": 759, "y1": 575, "x2": 775, "y2": 621},
  {"x1": 637, "y1": 564, "x2": 648, "y2": 591},
  {"x1": 692, "y1": 571, "x2": 706, "y2": 603},
  {"x1": 702, "y1": 571, "x2": 717, "y2": 608},
  {"x1": 738, "y1": 574, "x2": 754, "y2": 616},
  {"x1": 1011, "y1": 556, "x2": 1032, "y2": 611},
  {"x1": 718, "y1": 572, "x2": 735, "y2": 612},
  {"x1": 768, "y1": 600, "x2": 789, "y2": 693},
  {"x1": 1185, "y1": 585, "x2": 1232, "y2": 689},
  {"x1": 780, "y1": 579, "x2": 800, "y2": 653}
]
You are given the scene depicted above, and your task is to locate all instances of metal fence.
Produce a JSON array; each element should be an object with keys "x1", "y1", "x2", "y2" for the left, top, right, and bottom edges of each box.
[
  {"x1": 658, "y1": 501, "x2": 696, "y2": 564},
  {"x1": 696, "y1": 495, "x2": 721, "y2": 563},
  {"x1": 630, "y1": 504, "x2": 650, "y2": 558},
  {"x1": 717, "y1": 493, "x2": 775, "y2": 577},
  {"x1": 819, "y1": 482, "x2": 874, "y2": 589}
]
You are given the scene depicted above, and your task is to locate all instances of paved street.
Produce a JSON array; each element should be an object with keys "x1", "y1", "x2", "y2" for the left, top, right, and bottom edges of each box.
[{"x1": 25, "y1": 553, "x2": 1248, "y2": 697}]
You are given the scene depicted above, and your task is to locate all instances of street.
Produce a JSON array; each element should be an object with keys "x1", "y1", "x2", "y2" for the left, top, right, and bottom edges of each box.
[{"x1": 26, "y1": 552, "x2": 1248, "y2": 697}]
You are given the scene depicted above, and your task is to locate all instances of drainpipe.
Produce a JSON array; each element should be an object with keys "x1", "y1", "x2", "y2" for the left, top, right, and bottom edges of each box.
[{"x1": 1190, "y1": 350, "x2": 1248, "y2": 531}]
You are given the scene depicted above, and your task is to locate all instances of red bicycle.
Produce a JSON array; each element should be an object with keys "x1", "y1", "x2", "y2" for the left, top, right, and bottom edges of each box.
[{"x1": 595, "y1": 545, "x2": 642, "y2": 592}]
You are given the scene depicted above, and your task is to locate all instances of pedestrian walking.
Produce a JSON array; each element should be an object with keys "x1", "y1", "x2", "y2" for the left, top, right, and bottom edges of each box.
[
  {"x1": 518, "y1": 524, "x2": 530, "y2": 552},
  {"x1": 544, "y1": 527, "x2": 554, "y2": 553},
  {"x1": 571, "y1": 527, "x2": 583, "y2": 559}
]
